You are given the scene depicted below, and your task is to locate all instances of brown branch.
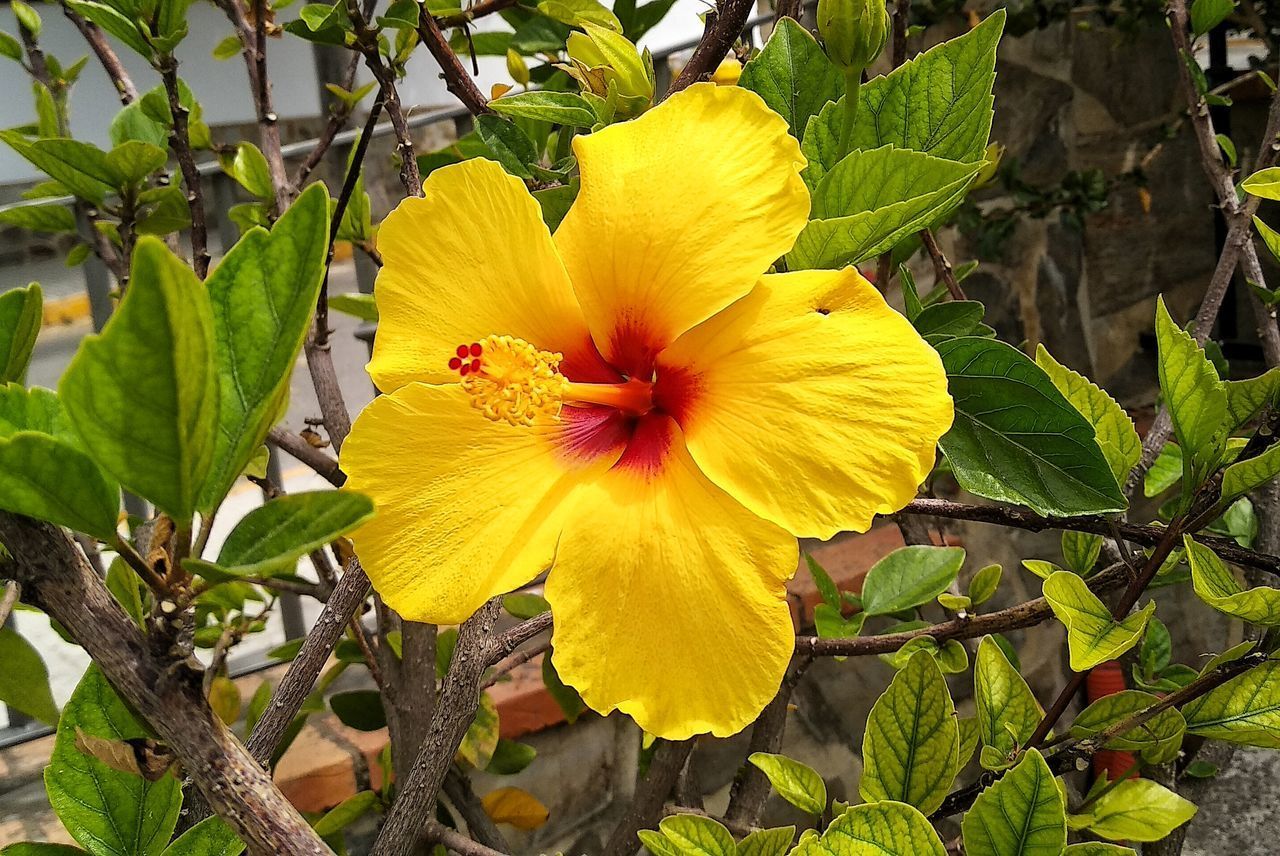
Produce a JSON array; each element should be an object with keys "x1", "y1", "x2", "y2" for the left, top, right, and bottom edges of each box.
[
  {"x1": 424, "y1": 820, "x2": 510, "y2": 856},
  {"x1": 62, "y1": 4, "x2": 137, "y2": 104},
  {"x1": 267, "y1": 426, "x2": 346, "y2": 485},
  {"x1": 602, "y1": 739, "x2": 697, "y2": 856},
  {"x1": 900, "y1": 498, "x2": 1280, "y2": 576},
  {"x1": 157, "y1": 57, "x2": 210, "y2": 278},
  {"x1": 0, "y1": 513, "x2": 331, "y2": 855},
  {"x1": 417, "y1": 6, "x2": 494, "y2": 117},
  {"x1": 294, "y1": 52, "x2": 363, "y2": 188},
  {"x1": 480, "y1": 637, "x2": 551, "y2": 689},
  {"x1": 797, "y1": 561, "x2": 1131, "y2": 657},
  {"x1": 920, "y1": 228, "x2": 965, "y2": 300},
  {"x1": 723, "y1": 654, "x2": 813, "y2": 827},
  {"x1": 665, "y1": 0, "x2": 755, "y2": 97},
  {"x1": 370, "y1": 599, "x2": 506, "y2": 856},
  {"x1": 244, "y1": 560, "x2": 370, "y2": 765},
  {"x1": 443, "y1": 768, "x2": 512, "y2": 852},
  {"x1": 438, "y1": 0, "x2": 520, "y2": 27}
]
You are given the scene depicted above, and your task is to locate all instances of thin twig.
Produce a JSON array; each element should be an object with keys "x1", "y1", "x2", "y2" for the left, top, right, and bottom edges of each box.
[
  {"x1": 267, "y1": 427, "x2": 346, "y2": 485},
  {"x1": 157, "y1": 57, "x2": 210, "y2": 278},
  {"x1": 294, "y1": 52, "x2": 363, "y2": 187},
  {"x1": 417, "y1": 6, "x2": 493, "y2": 116},
  {"x1": 901, "y1": 497, "x2": 1280, "y2": 576},
  {"x1": 423, "y1": 820, "x2": 509, "y2": 856},
  {"x1": 480, "y1": 637, "x2": 551, "y2": 689},
  {"x1": 665, "y1": 0, "x2": 755, "y2": 97},
  {"x1": 61, "y1": 4, "x2": 137, "y2": 104},
  {"x1": 920, "y1": 228, "x2": 965, "y2": 300}
]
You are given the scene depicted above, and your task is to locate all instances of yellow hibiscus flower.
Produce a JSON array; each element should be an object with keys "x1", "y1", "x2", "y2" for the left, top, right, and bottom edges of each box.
[{"x1": 342, "y1": 83, "x2": 953, "y2": 740}]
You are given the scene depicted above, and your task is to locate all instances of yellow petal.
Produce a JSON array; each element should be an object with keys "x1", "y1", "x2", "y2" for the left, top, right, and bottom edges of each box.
[
  {"x1": 342, "y1": 383, "x2": 620, "y2": 624},
  {"x1": 554, "y1": 83, "x2": 809, "y2": 376},
  {"x1": 368, "y1": 158, "x2": 610, "y2": 392},
  {"x1": 545, "y1": 416, "x2": 798, "y2": 739},
  {"x1": 657, "y1": 269, "x2": 953, "y2": 539}
]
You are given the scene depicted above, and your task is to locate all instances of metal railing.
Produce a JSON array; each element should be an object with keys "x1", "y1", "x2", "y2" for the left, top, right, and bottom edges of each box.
[{"x1": 0, "y1": 7, "x2": 789, "y2": 749}]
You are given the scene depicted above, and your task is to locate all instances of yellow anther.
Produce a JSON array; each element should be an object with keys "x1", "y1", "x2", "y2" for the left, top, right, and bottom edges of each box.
[{"x1": 460, "y1": 335, "x2": 567, "y2": 427}]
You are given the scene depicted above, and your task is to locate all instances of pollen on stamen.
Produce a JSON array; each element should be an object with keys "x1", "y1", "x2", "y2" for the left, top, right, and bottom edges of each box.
[{"x1": 456, "y1": 334, "x2": 566, "y2": 427}]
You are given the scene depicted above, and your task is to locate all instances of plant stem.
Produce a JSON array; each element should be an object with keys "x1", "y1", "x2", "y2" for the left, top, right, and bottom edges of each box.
[{"x1": 838, "y1": 69, "x2": 861, "y2": 160}]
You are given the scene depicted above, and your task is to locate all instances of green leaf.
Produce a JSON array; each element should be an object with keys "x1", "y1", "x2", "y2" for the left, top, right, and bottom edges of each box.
[
  {"x1": 803, "y1": 10, "x2": 1003, "y2": 189},
  {"x1": 859, "y1": 545, "x2": 965, "y2": 616},
  {"x1": 1183, "y1": 659, "x2": 1280, "y2": 747},
  {"x1": 748, "y1": 752, "x2": 826, "y2": 814},
  {"x1": 1222, "y1": 441, "x2": 1280, "y2": 502},
  {"x1": 860, "y1": 650, "x2": 959, "y2": 814},
  {"x1": 1155, "y1": 295, "x2": 1228, "y2": 486},
  {"x1": 1068, "y1": 778, "x2": 1195, "y2": 842},
  {"x1": 0, "y1": 132, "x2": 114, "y2": 204},
  {"x1": 1224, "y1": 366, "x2": 1280, "y2": 430},
  {"x1": 486, "y1": 738, "x2": 537, "y2": 775},
  {"x1": 1035, "y1": 345, "x2": 1140, "y2": 484},
  {"x1": 313, "y1": 791, "x2": 380, "y2": 837},
  {"x1": 735, "y1": 827, "x2": 796, "y2": 856},
  {"x1": 1139, "y1": 616, "x2": 1172, "y2": 676},
  {"x1": 0, "y1": 626, "x2": 59, "y2": 724},
  {"x1": 814, "y1": 603, "x2": 866, "y2": 641},
  {"x1": 1242, "y1": 166, "x2": 1280, "y2": 200},
  {"x1": 457, "y1": 689, "x2": 499, "y2": 768},
  {"x1": 328, "y1": 292, "x2": 378, "y2": 323},
  {"x1": 1185, "y1": 534, "x2": 1280, "y2": 624},
  {"x1": 489, "y1": 91, "x2": 596, "y2": 126},
  {"x1": 805, "y1": 553, "x2": 841, "y2": 610},
  {"x1": 104, "y1": 141, "x2": 167, "y2": 188},
  {"x1": 937, "y1": 592, "x2": 971, "y2": 611},
  {"x1": 1020, "y1": 559, "x2": 1064, "y2": 580},
  {"x1": 105, "y1": 556, "x2": 146, "y2": 627},
  {"x1": 798, "y1": 802, "x2": 946, "y2": 856},
  {"x1": 64, "y1": 1, "x2": 152, "y2": 58},
  {"x1": 1062, "y1": 846, "x2": 1136, "y2": 855},
  {"x1": 788, "y1": 146, "x2": 979, "y2": 268},
  {"x1": 913, "y1": 300, "x2": 987, "y2": 341},
  {"x1": 957, "y1": 716, "x2": 981, "y2": 766},
  {"x1": 537, "y1": 0, "x2": 621, "y2": 30},
  {"x1": 1184, "y1": 760, "x2": 1218, "y2": 778},
  {"x1": 657, "y1": 815, "x2": 735, "y2": 856},
  {"x1": 476, "y1": 115, "x2": 538, "y2": 180},
  {"x1": 60, "y1": 238, "x2": 218, "y2": 522},
  {"x1": 330, "y1": 690, "x2": 386, "y2": 731},
  {"x1": 220, "y1": 142, "x2": 273, "y2": 199},
  {"x1": 0, "y1": 282, "x2": 42, "y2": 384},
  {"x1": 542, "y1": 652, "x2": 585, "y2": 722},
  {"x1": 1043, "y1": 571, "x2": 1155, "y2": 671},
  {"x1": 502, "y1": 592, "x2": 550, "y2": 619},
  {"x1": 937, "y1": 337, "x2": 1126, "y2": 516},
  {"x1": 1145, "y1": 442, "x2": 1183, "y2": 497},
  {"x1": 161, "y1": 817, "x2": 243, "y2": 856},
  {"x1": 968, "y1": 563, "x2": 1001, "y2": 605},
  {"x1": 738, "y1": 18, "x2": 843, "y2": 138},
  {"x1": 1070, "y1": 689, "x2": 1185, "y2": 764},
  {"x1": 0, "y1": 202, "x2": 78, "y2": 234},
  {"x1": 45, "y1": 666, "x2": 182, "y2": 856},
  {"x1": 201, "y1": 184, "x2": 329, "y2": 508},
  {"x1": 1, "y1": 846, "x2": 89, "y2": 856},
  {"x1": 638, "y1": 831, "x2": 684, "y2": 856},
  {"x1": 211, "y1": 491, "x2": 374, "y2": 577},
  {"x1": 0, "y1": 385, "x2": 120, "y2": 540},
  {"x1": 961, "y1": 750, "x2": 1065, "y2": 856},
  {"x1": 974, "y1": 636, "x2": 1043, "y2": 766},
  {"x1": 534, "y1": 181, "x2": 578, "y2": 231},
  {"x1": 0, "y1": 32, "x2": 23, "y2": 62},
  {"x1": 1191, "y1": 0, "x2": 1236, "y2": 34},
  {"x1": 12, "y1": 1, "x2": 40, "y2": 36},
  {"x1": 1061, "y1": 530, "x2": 1103, "y2": 576}
]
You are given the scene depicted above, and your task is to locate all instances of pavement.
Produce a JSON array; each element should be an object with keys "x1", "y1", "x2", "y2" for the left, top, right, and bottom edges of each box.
[{"x1": 3, "y1": 256, "x2": 378, "y2": 723}]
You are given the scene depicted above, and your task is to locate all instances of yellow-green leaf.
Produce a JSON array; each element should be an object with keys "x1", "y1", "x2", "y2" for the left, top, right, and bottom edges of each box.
[
  {"x1": 1036, "y1": 344, "x2": 1140, "y2": 484},
  {"x1": 1043, "y1": 572, "x2": 1155, "y2": 671},
  {"x1": 860, "y1": 650, "x2": 959, "y2": 814},
  {"x1": 1183, "y1": 659, "x2": 1280, "y2": 747},
  {"x1": 1069, "y1": 690, "x2": 1185, "y2": 764},
  {"x1": 1224, "y1": 364, "x2": 1280, "y2": 430},
  {"x1": 1222, "y1": 441, "x2": 1280, "y2": 503},
  {"x1": 1067, "y1": 778, "x2": 1195, "y2": 842},
  {"x1": 1154, "y1": 295, "x2": 1228, "y2": 486},
  {"x1": 974, "y1": 636, "x2": 1043, "y2": 768},
  {"x1": 658, "y1": 814, "x2": 735, "y2": 856},
  {"x1": 735, "y1": 827, "x2": 796, "y2": 856},
  {"x1": 795, "y1": 802, "x2": 946, "y2": 856},
  {"x1": 961, "y1": 750, "x2": 1065, "y2": 856},
  {"x1": 748, "y1": 752, "x2": 826, "y2": 815},
  {"x1": 1185, "y1": 535, "x2": 1280, "y2": 625},
  {"x1": 1242, "y1": 166, "x2": 1280, "y2": 200},
  {"x1": 457, "y1": 691, "x2": 500, "y2": 769},
  {"x1": 0, "y1": 282, "x2": 41, "y2": 384},
  {"x1": 968, "y1": 563, "x2": 1001, "y2": 605}
]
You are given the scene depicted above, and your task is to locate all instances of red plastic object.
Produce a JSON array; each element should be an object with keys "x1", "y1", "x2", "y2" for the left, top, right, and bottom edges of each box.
[{"x1": 1085, "y1": 660, "x2": 1139, "y2": 783}]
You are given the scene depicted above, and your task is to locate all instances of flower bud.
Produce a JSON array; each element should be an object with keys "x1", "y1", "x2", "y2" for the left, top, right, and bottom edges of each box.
[
  {"x1": 817, "y1": 0, "x2": 889, "y2": 72},
  {"x1": 506, "y1": 49, "x2": 530, "y2": 88}
]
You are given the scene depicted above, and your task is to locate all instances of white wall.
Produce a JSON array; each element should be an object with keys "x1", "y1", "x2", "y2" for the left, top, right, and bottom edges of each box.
[{"x1": 0, "y1": 0, "x2": 715, "y2": 184}]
